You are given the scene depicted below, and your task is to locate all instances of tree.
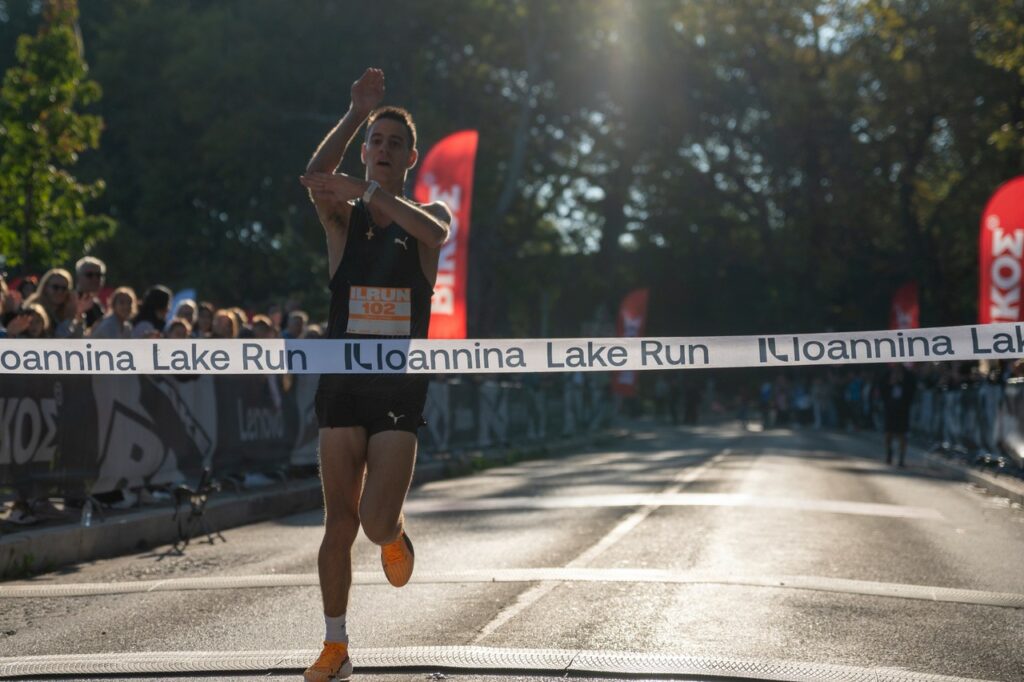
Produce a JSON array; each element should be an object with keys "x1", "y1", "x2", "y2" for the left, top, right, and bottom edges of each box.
[
  {"x1": 0, "y1": 0, "x2": 114, "y2": 271},
  {"x1": 43, "y1": 0, "x2": 1022, "y2": 334},
  {"x1": 973, "y1": 0, "x2": 1024, "y2": 164}
]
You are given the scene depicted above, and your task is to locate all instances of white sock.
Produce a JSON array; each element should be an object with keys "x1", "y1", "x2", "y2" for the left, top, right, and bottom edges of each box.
[{"x1": 325, "y1": 614, "x2": 348, "y2": 644}]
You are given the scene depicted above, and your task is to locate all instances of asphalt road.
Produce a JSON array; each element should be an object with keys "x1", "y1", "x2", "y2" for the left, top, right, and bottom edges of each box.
[{"x1": 2, "y1": 421, "x2": 1023, "y2": 681}]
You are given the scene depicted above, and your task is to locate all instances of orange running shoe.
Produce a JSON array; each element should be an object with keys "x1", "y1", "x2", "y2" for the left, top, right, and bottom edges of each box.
[
  {"x1": 304, "y1": 640, "x2": 352, "y2": 682},
  {"x1": 380, "y1": 531, "x2": 415, "y2": 587}
]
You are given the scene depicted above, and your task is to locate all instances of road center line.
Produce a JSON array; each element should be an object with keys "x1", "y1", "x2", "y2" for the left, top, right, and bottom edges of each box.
[
  {"x1": 569, "y1": 449, "x2": 729, "y2": 567},
  {"x1": 471, "y1": 448, "x2": 730, "y2": 642},
  {"x1": 404, "y1": 490, "x2": 945, "y2": 520}
]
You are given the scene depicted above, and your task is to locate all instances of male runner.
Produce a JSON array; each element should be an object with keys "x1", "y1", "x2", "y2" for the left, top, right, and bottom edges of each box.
[{"x1": 299, "y1": 68, "x2": 451, "y2": 681}]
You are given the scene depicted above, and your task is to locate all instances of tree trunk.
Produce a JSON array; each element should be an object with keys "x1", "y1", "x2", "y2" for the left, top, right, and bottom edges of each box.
[{"x1": 22, "y1": 176, "x2": 33, "y2": 270}]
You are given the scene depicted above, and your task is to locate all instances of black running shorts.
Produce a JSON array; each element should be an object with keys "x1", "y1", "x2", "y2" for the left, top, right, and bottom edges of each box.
[{"x1": 315, "y1": 378, "x2": 428, "y2": 436}]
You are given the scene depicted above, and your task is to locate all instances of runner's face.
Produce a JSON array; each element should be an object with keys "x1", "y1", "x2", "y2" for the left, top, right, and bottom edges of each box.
[{"x1": 362, "y1": 119, "x2": 416, "y2": 184}]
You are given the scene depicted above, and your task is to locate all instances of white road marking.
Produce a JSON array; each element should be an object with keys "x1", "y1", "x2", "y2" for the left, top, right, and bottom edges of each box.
[
  {"x1": 471, "y1": 449, "x2": 730, "y2": 642},
  {"x1": 406, "y1": 491, "x2": 944, "y2": 521},
  {"x1": 3, "y1": 568, "x2": 1022, "y2": 609}
]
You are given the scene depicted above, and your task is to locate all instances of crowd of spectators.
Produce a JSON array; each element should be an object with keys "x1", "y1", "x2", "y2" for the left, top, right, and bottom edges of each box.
[
  {"x1": 0, "y1": 257, "x2": 324, "y2": 341},
  {"x1": 0, "y1": 256, "x2": 327, "y2": 527},
  {"x1": 747, "y1": 361, "x2": 1013, "y2": 433}
]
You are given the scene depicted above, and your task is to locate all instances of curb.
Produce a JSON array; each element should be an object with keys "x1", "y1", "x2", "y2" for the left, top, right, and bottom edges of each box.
[
  {"x1": 0, "y1": 479, "x2": 323, "y2": 579},
  {"x1": 824, "y1": 428, "x2": 1024, "y2": 507},
  {"x1": 1, "y1": 428, "x2": 627, "y2": 579},
  {"x1": 918, "y1": 451, "x2": 1024, "y2": 507}
]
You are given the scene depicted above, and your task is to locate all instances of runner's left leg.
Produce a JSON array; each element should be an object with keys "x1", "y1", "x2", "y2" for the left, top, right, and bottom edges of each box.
[
  {"x1": 360, "y1": 431, "x2": 417, "y2": 545},
  {"x1": 361, "y1": 431, "x2": 417, "y2": 587}
]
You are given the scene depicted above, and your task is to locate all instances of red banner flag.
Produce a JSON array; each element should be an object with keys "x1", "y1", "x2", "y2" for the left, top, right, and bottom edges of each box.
[
  {"x1": 611, "y1": 289, "x2": 650, "y2": 397},
  {"x1": 890, "y1": 281, "x2": 919, "y2": 330},
  {"x1": 413, "y1": 130, "x2": 479, "y2": 339},
  {"x1": 979, "y1": 176, "x2": 1024, "y2": 324}
]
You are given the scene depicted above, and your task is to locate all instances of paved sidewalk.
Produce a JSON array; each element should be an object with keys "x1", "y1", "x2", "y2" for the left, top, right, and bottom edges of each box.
[
  {"x1": 1, "y1": 428, "x2": 626, "y2": 579},
  {"x1": 918, "y1": 450, "x2": 1024, "y2": 506},
  {"x1": 823, "y1": 427, "x2": 1024, "y2": 506}
]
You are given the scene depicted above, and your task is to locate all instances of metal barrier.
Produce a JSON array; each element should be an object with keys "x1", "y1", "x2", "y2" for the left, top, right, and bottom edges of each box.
[
  {"x1": 910, "y1": 380, "x2": 1024, "y2": 473},
  {"x1": 0, "y1": 374, "x2": 612, "y2": 506}
]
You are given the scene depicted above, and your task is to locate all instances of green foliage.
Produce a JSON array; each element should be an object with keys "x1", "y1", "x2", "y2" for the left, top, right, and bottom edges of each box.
[
  {"x1": 972, "y1": 0, "x2": 1024, "y2": 153},
  {"x1": 0, "y1": 7, "x2": 115, "y2": 270}
]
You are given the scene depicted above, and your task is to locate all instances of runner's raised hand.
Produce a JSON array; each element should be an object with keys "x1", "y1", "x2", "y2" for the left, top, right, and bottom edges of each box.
[{"x1": 351, "y1": 68, "x2": 384, "y2": 115}]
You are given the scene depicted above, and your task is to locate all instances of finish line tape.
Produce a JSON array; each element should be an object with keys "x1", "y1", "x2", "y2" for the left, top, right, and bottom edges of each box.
[{"x1": 0, "y1": 323, "x2": 1022, "y2": 375}]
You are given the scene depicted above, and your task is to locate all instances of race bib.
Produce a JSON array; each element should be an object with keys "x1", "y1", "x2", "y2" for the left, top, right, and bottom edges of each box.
[{"x1": 347, "y1": 286, "x2": 411, "y2": 336}]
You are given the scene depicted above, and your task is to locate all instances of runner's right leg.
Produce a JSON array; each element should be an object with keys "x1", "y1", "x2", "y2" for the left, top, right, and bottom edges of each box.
[
  {"x1": 306, "y1": 426, "x2": 366, "y2": 682},
  {"x1": 318, "y1": 425, "x2": 367, "y2": 618}
]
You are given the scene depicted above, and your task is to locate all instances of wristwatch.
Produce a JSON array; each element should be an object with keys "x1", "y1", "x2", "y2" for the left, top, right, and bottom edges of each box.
[{"x1": 363, "y1": 180, "x2": 380, "y2": 205}]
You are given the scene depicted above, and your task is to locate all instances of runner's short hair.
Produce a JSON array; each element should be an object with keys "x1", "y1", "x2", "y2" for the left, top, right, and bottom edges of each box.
[{"x1": 367, "y1": 106, "x2": 417, "y2": 149}]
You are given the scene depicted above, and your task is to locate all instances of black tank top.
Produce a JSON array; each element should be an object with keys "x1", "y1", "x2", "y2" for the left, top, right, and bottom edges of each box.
[{"x1": 321, "y1": 199, "x2": 433, "y2": 396}]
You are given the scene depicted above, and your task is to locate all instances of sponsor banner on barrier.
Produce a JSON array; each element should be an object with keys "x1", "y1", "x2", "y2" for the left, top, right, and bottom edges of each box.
[
  {"x1": 89, "y1": 376, "x2": 215, "y2": 494},
  {"x1": 3, "y1": 323, "x2": 1024, "y2": 374},
  {"x1": 0, "y1": 374, "x2": 588, "y2": 497}
]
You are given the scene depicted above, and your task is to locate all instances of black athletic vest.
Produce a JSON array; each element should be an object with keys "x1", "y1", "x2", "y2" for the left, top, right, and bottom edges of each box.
[{"x1": 321, "y1": 199, "x2": 433, "y2": 396}]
